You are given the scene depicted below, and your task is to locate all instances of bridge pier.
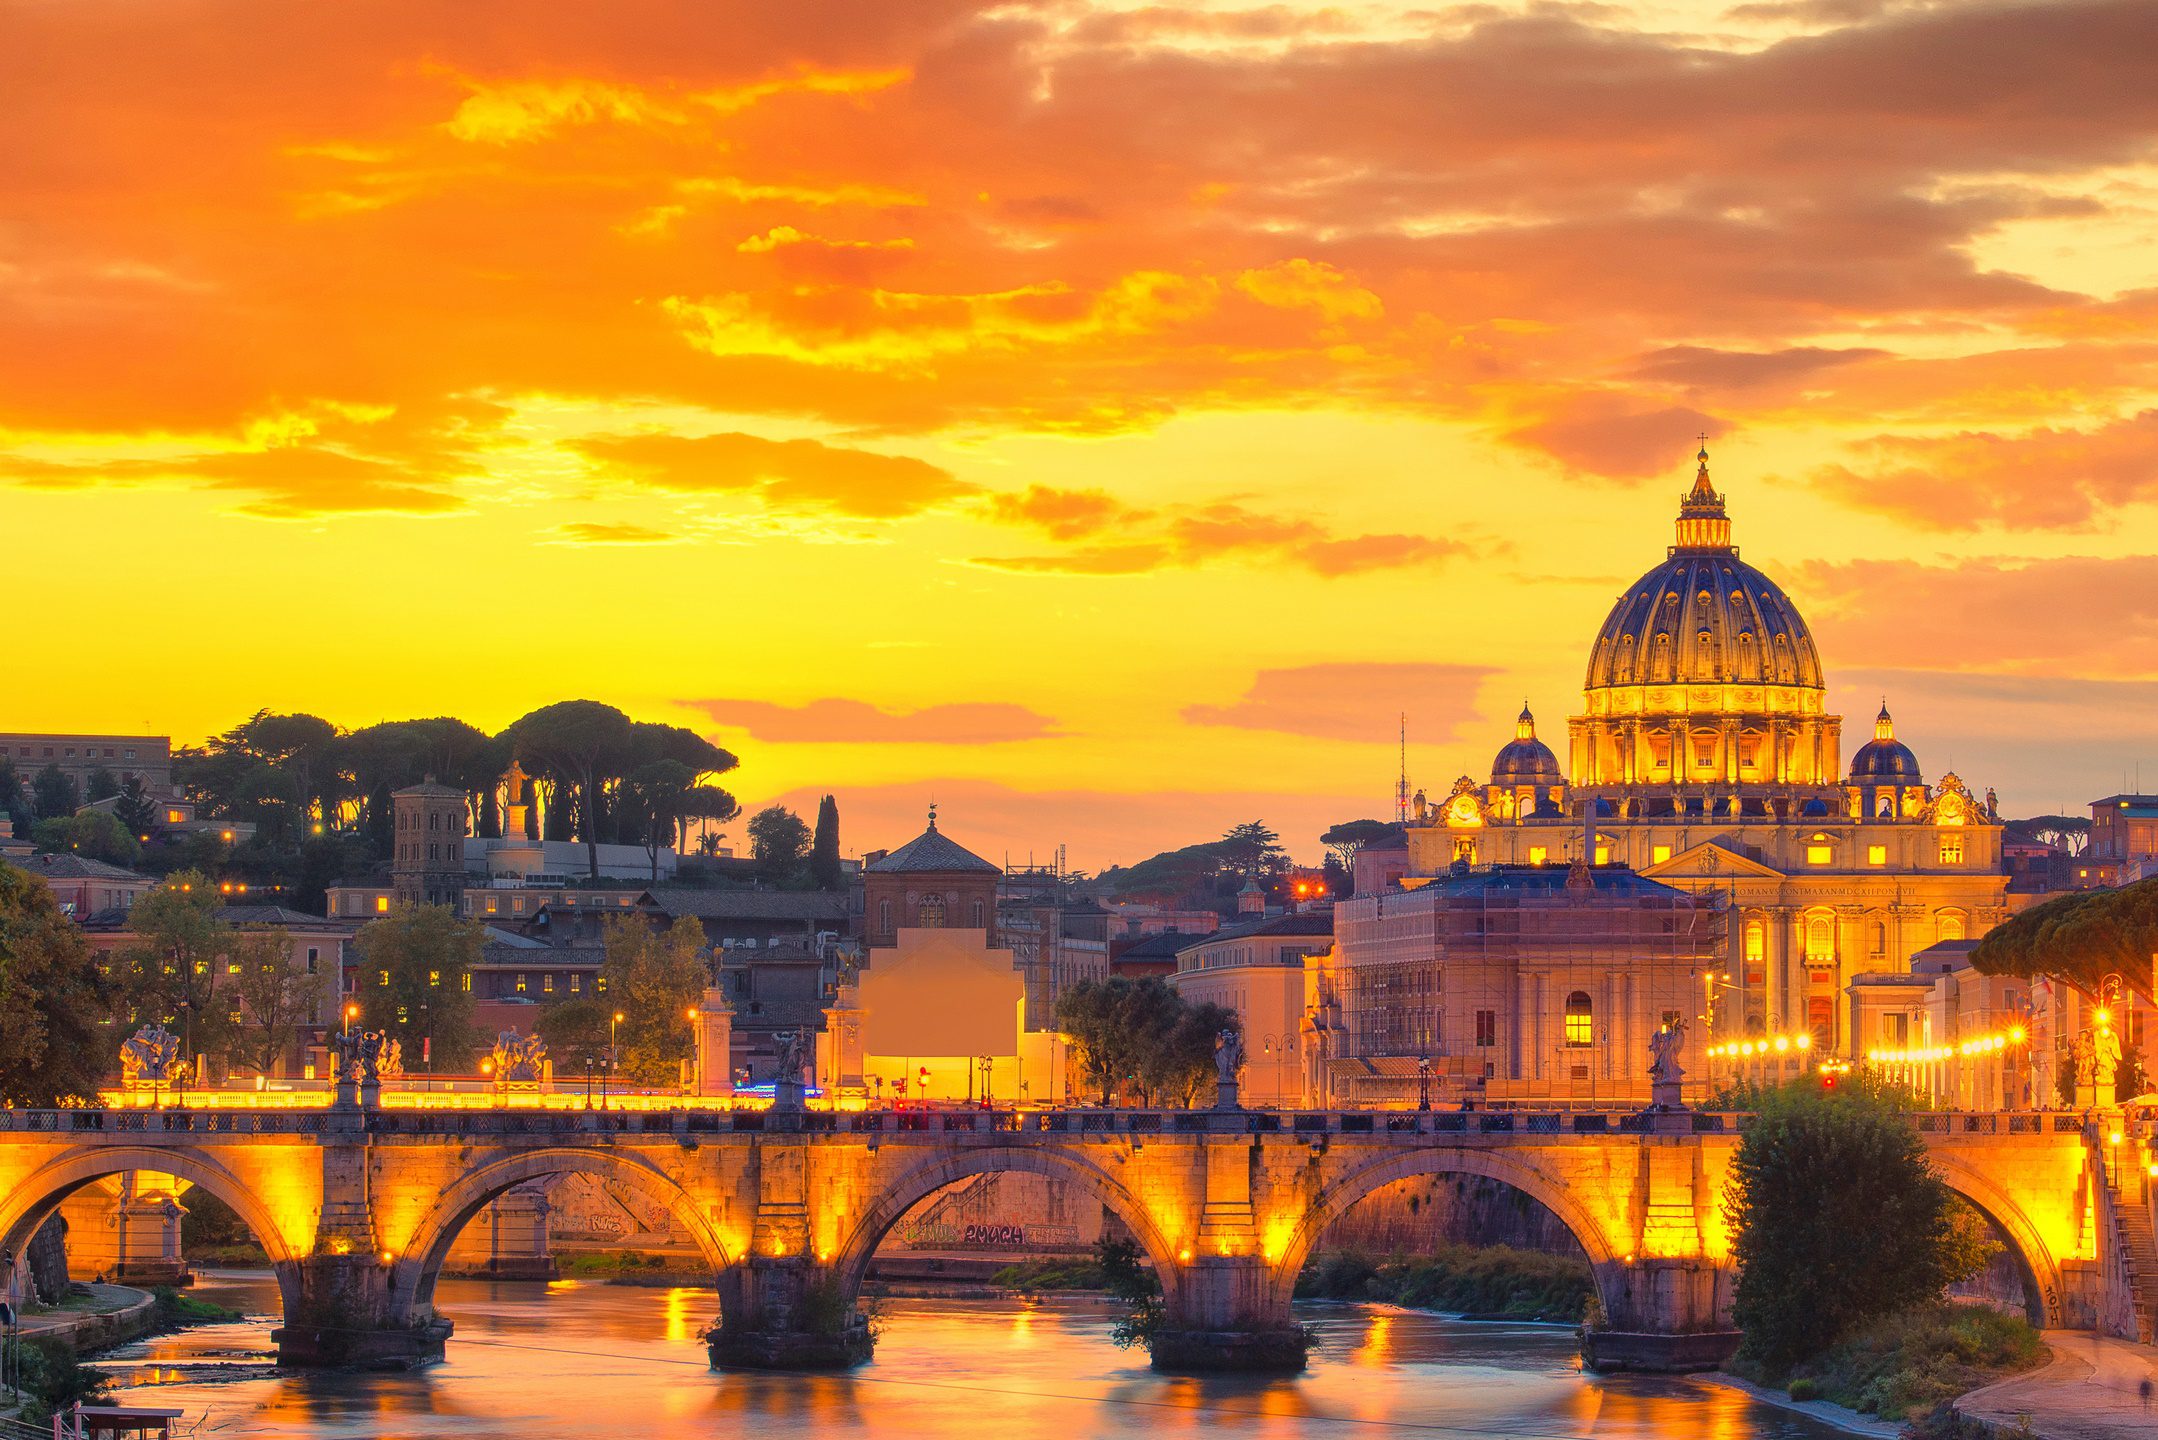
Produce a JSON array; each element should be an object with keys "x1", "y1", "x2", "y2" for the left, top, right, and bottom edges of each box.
[
  {"x1": 1579, "y1": 1257, "x2": 1739, "y2": 1372},
  {"x1": 272, "y1": 1252, "x2": 452, "y2": 1368},
  {"x1": 1152, "y1": 1254, "x2": 1308, "y2": 1373},
  {"x1": 706, "y1": 1257, "x2": 872, "y2": 1370}
]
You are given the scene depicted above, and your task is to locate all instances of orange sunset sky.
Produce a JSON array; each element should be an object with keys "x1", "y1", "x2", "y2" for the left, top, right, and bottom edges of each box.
[{"x1": 7, "y1": 0, "x2": 2158, "y2": 869}]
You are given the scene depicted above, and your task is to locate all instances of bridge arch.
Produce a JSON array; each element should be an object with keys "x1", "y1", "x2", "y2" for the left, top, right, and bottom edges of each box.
[
  {"x1": 1272, "y1": 1147, "x2": 1620, "y2": 1316},
  {"x1": 0, "y1": 1145, "x2": 304, "y2": 1319},
  {"x1": 387, "y1": 1148, "x2": 733, "y2": 1321},
  {"x1": 1926, "y1": 1154, "x2": 2064, "y2": 1327},
  {"x1": 833, "y1": 1146, "x2": 1184, "y2": 1309}
]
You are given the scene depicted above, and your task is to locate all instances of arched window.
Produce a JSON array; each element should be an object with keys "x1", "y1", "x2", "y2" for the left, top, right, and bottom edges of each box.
[
  {"x1": 1805, "y1": 914, "x2": 1835, "y2": 964},
  {"x1": 1936, "y1": 911, "x2": 1966, "y2": 943},
  {"x1": 1564, "y1": 991, "x2": 1593, "y2": 1047},
  {"x1": 1870, "y1": 921, "x2": 1887, "y2": 957},
  {"x1": 970, "y1": 899, "x2": 984, "y2": 928},
  {"x1": 878, "y1": 899, "x2": 891, "y2": 932},
  {"x1": 1744, "y1": 919, "x2": 1765, "y2": 965},
  {"x1": 917, "y1": 894, "x2": 945, "y2": 928}
]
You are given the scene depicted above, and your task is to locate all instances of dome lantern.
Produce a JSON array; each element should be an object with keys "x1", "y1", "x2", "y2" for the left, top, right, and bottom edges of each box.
[{"x1": 1674, "y1": 440, "x2": 1732, "y2": 552}]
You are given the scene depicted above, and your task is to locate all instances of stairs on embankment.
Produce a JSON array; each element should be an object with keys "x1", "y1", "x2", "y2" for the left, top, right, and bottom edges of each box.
[{"x1": 2097, "y1": 1126, "x2": 2158, "y2": 1344}]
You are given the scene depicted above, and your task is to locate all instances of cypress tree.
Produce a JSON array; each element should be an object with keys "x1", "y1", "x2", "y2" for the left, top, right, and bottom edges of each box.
[{"x1": 810, "y1": 794, "x2": 843, "y2": 890}]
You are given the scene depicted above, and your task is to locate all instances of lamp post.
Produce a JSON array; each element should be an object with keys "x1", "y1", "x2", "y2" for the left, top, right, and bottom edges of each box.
[
  {"x1": 175, "y1": 1000, "x2": 193, "y2": 1104},
  {"x1": 1416, "y1": 1055, "x2": 1432, "y2": 1111},
  {"x1": 605, "y1": 1010, "x2": 624, "y2": 1109},
  {"x1": 978, "y1": 1056, "x2": 994, "y2": 1108}
]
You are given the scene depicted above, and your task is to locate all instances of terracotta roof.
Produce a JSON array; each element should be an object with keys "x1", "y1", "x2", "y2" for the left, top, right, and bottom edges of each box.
[
  {"x1": 863, "y1": 820, "x2": 998, "y2": 875},
  {"x1": 4, "y1": 852, "x2": 152, "y2": 883},
  {"x1": 646, "y1": 887, "x2": 851, "y2": 923}
]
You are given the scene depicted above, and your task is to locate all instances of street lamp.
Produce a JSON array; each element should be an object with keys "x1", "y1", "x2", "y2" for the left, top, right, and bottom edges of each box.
[
  {"x1": 978, "y1": 1056, "x2": 994, "y2": 1108},
  {"x1": 1416, "y1": 1055, "x2": 1433, "y2": 1111},
  {"x1": 605, "y1": 1010, "x2": 624, "y2": 1109},
  {"x1": 175, "y1": 999, "x2": 193, "y2": 1104}
]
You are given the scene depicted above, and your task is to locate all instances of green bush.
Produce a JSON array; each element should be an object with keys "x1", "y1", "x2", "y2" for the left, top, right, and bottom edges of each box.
[
  {"x1": 1294, "y1": 1245, "x2": 1594, "y2": 1321},
  {"x1": 992, "y1": 1257, "x2": 1108, "y2": 1291},
  {"x1": 7, "y1": 1335, "x2": 112, "y2": 1423},
  {"x1": 1785, "y1": 1304, "x2": 2045, "y2": 1421}
]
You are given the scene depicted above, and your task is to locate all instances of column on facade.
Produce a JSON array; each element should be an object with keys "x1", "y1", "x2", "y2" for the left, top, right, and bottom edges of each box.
[{"x1": 1764, "y1": 907, "x2": 1788, "y2": 1032}]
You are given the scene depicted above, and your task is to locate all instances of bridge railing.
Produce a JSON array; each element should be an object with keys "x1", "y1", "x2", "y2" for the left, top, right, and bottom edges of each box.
[
  {"x1": 0, "y1": 1106, "x2": 2086, "y2": 1140},
  {"x1": 1908, "y1": 1111, "x2": 2084, "y2": 1137}
]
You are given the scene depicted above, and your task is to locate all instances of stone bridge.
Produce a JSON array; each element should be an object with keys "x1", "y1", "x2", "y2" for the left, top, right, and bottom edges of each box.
[{"x1": 0, "y1": 1104, "x2": 2129, "y2": 1373}]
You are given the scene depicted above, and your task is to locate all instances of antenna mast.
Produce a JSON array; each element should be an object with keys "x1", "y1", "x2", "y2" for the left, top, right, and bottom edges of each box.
[{"x1": 1395, "y1": 712, "x2": 1410, "y2": 823}]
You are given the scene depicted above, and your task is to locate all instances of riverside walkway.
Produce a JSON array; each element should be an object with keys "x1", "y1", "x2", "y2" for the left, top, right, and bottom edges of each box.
[{"x1": 1958, "y1": 1330, "x2": 2158, "y2": 1440}]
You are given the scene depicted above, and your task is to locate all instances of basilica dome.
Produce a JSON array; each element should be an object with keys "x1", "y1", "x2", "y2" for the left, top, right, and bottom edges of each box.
[
  {"x1": 1849, "y1": 703, "x2": 1922, "y2": 782},
  {"x1": 1491, "y1": 704, "x2": 1562, "y2": 786},
  {"x1": 1584, "y1": 448, "x2": 1824, "y2": 695}
]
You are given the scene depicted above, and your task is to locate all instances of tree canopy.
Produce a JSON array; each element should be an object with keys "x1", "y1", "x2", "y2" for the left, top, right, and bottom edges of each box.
[
  {"x1": 351, "y1": 904, "x2": 485, "y2": 1071},
  {"x1": 1054, "y1": 976, "x2": 1239, "y2": 1106},
  {"x1": 601, "y1": 914, "x2": 708, "y2": 1085},
  {"x1": 0, "y1": 863, "x2": 109, "y2": 1105},
  {"x1": 1726, "y1": 1074, "x2": 1991, "y2": 1375},
  {"x1": 749, "y1": 805, "x2": 813, "y2": 885},
  {"x1": 1969, "y1": 877, "x2": 2158, "y2": 1005}
]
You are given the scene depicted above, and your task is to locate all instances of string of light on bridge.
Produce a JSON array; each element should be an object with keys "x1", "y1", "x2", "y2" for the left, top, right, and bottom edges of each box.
[
  {"x1": 1703, "y1": 1032, "x2": 1812, "y2": 1061},
  {"x1": 1863, "y1": 1025, "x2": 2026, "y2": 1066}
]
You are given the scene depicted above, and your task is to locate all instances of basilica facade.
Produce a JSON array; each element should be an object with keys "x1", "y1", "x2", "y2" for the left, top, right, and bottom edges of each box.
[{"x1": 1401, "y1": 448, "x2": 2009, "y2": 1056}]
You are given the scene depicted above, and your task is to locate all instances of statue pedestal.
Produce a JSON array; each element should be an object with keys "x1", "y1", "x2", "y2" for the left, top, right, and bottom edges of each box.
[
  {"x1": 1212, "y1": 1078, "x2": 1240, "y2": 1112},
  {"x1": 772, "y1": 1078, "x2": 806, "y2": 1114},
  {"x1": 1651, "y1": 1078, "x2": 1684, "y2": 1112}
]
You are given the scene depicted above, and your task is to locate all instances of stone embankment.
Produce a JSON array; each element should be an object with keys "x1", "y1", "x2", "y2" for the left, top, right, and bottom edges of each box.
[{"x1": 14, "y1": 1283, "x2": 159, "y2": 1352}]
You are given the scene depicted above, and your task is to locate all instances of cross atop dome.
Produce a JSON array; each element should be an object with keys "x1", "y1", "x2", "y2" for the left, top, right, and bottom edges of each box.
[{"x1": 1674, "y1": 439, "x2": 1731, "y2": 551}]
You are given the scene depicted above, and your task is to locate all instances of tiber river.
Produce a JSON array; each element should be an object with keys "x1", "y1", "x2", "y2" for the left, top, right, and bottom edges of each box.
[{"x1": 100, "y1": 1270, "x2": 1853, "y2": 1439}]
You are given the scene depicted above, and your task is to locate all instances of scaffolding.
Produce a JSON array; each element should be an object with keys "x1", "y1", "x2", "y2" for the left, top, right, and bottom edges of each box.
[{"x1": 1321, "y1": 862, "x2": 1729, "y2": 1109}]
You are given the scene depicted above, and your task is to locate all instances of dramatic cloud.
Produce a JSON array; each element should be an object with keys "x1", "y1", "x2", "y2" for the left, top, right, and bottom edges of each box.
[
  {"x1": 1183, "y1": 663, "x2": 1502, "y2": 743},
  {"x1": 10, "y1": 0, "x2": 2158, "y2": 840},
  {"x1": 570, "y1": 432, "x2": 977, "y2": 518},
  {"x1": 686, "y1": 697, "x2": 1063, "y2": 745},
  {"x1": 977, "y1": 486, "x2": 1472, "y2": 576},
  {"x1": 1812, "y1": 410, "x2": 2158, "y2": 530},
  {"x1": 1800, "y1": 553, "x2": 2158, "y2": 674}
]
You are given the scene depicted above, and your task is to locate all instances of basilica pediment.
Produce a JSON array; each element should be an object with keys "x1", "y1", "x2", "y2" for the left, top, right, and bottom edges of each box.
[{"x1": 1640, "y1": 839, "x2": 1784, "y2": 880}]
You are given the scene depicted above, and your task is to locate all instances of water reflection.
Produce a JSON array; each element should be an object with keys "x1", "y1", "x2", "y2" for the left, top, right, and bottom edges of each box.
[{"x1": 100, "y1": 1270, "x2": 1848, "y2": 1439}]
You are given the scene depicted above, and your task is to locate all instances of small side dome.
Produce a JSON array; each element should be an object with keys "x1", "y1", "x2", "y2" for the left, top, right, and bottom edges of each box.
[
  {"x1": 1849, "y1": 701, "x2": 1923, "y2": 783},
  {"x1": 1491, "y1": 703, "x2": 1562, "y2": 787}
]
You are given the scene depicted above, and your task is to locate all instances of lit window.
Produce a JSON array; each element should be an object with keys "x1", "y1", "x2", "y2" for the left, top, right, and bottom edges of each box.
[
  {"x1": 227, "y1": 961, "x2": 240, "y2": 974},
  {"x1": 375, "y1": 897, "x2": 390, "y2": 913},
  {"x1": 570, "y1": 973, "x2": 582, "y2": 993},
  {"x1": 486, "y1": 897, "x2": 498, "y2": 914},
  {"x1": 1867, "y1": 845, "x2": 1887, "y2": 866},
  {"x1": 1806, "y1": 844, "x2": 1833, "y2": 865},
  {"x1": 515, "y1": 973, "x2": 527, "y2": 993},
  {"x1": 166, "y1": 810, "x2": 184, "y2": 823},
  {"x1": 596, "y1": 976, "x2": 608, "y2": 993},
  {"x1": 377, "y1": 970, "x2": 389, "y2": 986},
  {"x1": 427, "y1": 970, "x2": 441, "y2": 988},
  {"x1": 1564, "y1": 992, "x2": 1593, "y2": 1047},
  {"x1": 1527, "y1": 846, "x2": 1548, "y2": 866},
  {"x1": 1805, "y1": 917, "x2": 1834, "y2": 963},
  {"x1": 1593, "y1": 845, "x2": 1611, "y2": 865},
  {"x1": 1651, "y1": 844, "x2": 1672, "y2": 865},
  {"x1": 543, "y1": 974, "x2": 555, "y2": 994},
  {"x1": 1939, "y1": 836, "x2": 1965, "y2": 865},
  {"x1": 460, "y1": 973, "x2": 471, "y2": 992},
  {"x1": 1937, "y1": 912, "x2": 1967, "y2": 943}
]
